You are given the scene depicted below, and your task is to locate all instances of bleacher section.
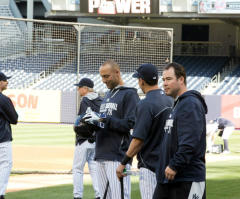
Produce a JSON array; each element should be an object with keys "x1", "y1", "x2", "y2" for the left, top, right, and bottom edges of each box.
[
  {"x1": 174, "y1": 56, "x2": 228, "y2": 91},
  {"x1": 1, "y1": 56, "x2": 229, "y2": 93},
  {"x1": 0, "y1": 53, "x2": 65, "y2": 72},
  {"x1": 0, "y1": 52, "x2": 72, "y2": 89},
  {"x1": 2, "y1": 69, "x2": 40, "y2": 89},
  {"x1": 0, "y1": 4, "x2": 25, "y2": 58},
  {"x1": 29, "y1": 56, "x2": 228, "y2": 92},
  {"x1": 31, "y1": 72, "x2": 140, "y2": 92},
  {"x1": 0, "y1": 5, "x2": 13, "y2": 16},
  {"x1": 214, "y1": 66, "x2": 240, "y2": 95}
]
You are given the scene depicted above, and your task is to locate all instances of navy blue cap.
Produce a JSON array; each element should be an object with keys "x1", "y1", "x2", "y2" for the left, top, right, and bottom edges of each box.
[
  {"x1": 0, "y1": 72, "x2": 11, "y2": 81},
  {"x1": 132, "y1": 64, "x2": 158, "y2": 82},
  {"x1": 74, "y1": 78, "x2": 94, "y2": 88}
]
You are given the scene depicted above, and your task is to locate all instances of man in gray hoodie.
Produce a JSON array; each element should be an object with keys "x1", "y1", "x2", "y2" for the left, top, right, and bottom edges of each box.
[{"x1": 72, "y1": 78, "x2": 102, "y2": 199}]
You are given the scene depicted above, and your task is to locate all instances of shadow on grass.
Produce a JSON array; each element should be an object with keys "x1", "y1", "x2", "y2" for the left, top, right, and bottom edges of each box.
[{"x1": 7, "y1": 181, "x2": 141, "y2": 199}]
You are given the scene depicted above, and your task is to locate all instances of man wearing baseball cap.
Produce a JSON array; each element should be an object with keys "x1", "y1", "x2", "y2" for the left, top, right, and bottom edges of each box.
[
  {"x1": 72, "y1": 78, "x2": 101, "y2": 199},
  {"x1": 116, "y1": 64, "x2": 173, "y2": 199},
  {"x1": 0, "y1": 72, "x2": 18, "y2": 199},
  {"x1": 0, "y1": 72, "x2": 11, "y2": 82}
]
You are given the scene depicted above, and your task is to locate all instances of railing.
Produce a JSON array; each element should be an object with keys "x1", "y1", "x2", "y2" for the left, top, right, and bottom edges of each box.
[{"x1": 174, "y1": 41, "x2": 231, "y2": 56}]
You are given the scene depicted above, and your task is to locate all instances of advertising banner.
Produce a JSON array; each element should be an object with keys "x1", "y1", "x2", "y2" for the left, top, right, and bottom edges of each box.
[
  {"x1": 160, "y1": 0, "x2": 198, "y2": 12},
  {"x1": 3, "y1": 89, "x2": 61, "y2": 123},
  {"x1": 198, "y1": 0, "x2": 240, "y2": 14},
  {"x1": 80, "y1": 0, "x2": 159, "y2": 15}
]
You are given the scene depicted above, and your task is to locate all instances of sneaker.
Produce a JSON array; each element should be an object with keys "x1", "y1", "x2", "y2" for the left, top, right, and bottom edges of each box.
[
  {"x1": 0, "y1": 196, "x2": 5, "y2": 199},
  {"x1": 223, "y1": 150, "x2": 230, "y2": 154},
  {"x1": 74, "y1": 198, "x2": 82, "y2": 199},
  {"x1": 95, "y1": 198, "x2": 101, "y2": 199}
]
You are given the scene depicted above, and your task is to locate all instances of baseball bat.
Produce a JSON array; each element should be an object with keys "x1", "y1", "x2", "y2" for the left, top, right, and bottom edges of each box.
[
  {"x1": 120, "y1": 177, "x2": 124, "y2": 199},
  {"x1": 103, "y1": 180, "x2": 109, "y2": 199}
]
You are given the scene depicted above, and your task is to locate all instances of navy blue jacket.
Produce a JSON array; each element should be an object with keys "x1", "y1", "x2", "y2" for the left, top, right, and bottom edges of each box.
[
  {"x1": 132, "y1": 89, "x2": 173, "y2": 172},
  {"x1": 156, "y1": 90, "x2": 208, "y2": 184},
  {"x1": 76, "y1": 92, "x2": 102, "y2": 145},
  {"x1": 0, "y1": 92, "x2": 18, "y2": 143},
  {"x1": 95, "y1": 86, "x2": 140, "y2": 162}
]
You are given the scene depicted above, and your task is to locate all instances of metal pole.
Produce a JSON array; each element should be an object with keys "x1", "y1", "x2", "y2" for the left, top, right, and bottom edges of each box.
[
  {"x1": 76, "y1": 24, "x2": 81, "y2": 115},
  {"x1": 27, "y1": 0, "x2": 33, "y2": 52},
  {"x1": 170, "y1": 29, "x2": 174, "y2": 63}
]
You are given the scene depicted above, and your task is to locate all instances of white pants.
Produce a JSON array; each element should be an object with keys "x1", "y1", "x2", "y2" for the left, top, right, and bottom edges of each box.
[
  {"x1": 72, "y1": 140, "x2": 100, "y2": 198},
  {"x1": 188, "y1": 181, "x2": 205, "y2": 199},
  {"x1": 206, "y1": 123, "x2": 218, "y2": 152},
  {"x1": 222, "y1": 126, "x2": 234, "y2": 140},
  {"x1": 96, "y1": 161, "x2": 131, "y2": 199},
  {"x1": 139, "y1": 167, "x2": 157, "y2": 199},
  {"x1": 0, "y1": 141, "x2": 12, "y2": 196}
]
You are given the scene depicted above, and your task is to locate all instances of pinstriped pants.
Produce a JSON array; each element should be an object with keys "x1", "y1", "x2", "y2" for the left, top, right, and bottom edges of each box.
[
  {"x1": 72, "y1": 141, "x2": 100, "y2": 198},
  {"x1": 139, "y1": 167, "x2": 157, "y2": 199},
  {"x1": 96, "y1": 161, "x2": 131, "y2": 199},
  {"x1": 0, "y1": 141, "x2": 12, "y2": 195}
]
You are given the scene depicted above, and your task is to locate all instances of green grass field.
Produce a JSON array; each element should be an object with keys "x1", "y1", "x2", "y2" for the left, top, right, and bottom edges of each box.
[
  {"x1": 7, "y1": 123, "x2": 240, "y2": 199},
  {"x1": 12, "y1": 123, "x2": 75, "y2": 146}
]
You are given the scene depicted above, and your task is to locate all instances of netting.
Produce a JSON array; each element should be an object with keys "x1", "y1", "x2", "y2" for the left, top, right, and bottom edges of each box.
[
  {"x1": 78, "y1": 25, "x2": 172, "y2": 73},
  {"x1": 0, "y1": 17, "x2": 173, "y2": 92},
  {"x1": 0, "y1": 16, "x2": 173, "y2": 124},
  {"x1": 0, "y1": 17, "x2": 172, "y2": 173}
]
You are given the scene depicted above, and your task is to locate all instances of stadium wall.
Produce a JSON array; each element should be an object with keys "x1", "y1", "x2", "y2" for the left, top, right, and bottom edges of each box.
[
  {"x1": 60, "y1": 91, "x2": 77, "y2": 124},
  {"x1": 2, "y1": 89, "x2": 240, "y2": 128},
  {"x1": 4, "y1": 89, "x2": 62, "y2": 123}
]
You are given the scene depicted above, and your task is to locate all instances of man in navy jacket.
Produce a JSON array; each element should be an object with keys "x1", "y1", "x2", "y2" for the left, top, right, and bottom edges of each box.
[
  {"x1": 85, "y1": 60, "x2": 140, "y2": 199},
  {"x1": 116, "y1": 63, "x2": 173, "y2": 199},
  {"x1": 0, "y1": 72, "x2": 18, "y2": 199},
  {"x1": 153, "y1": 63, "x2": 208, "y2": 199}
]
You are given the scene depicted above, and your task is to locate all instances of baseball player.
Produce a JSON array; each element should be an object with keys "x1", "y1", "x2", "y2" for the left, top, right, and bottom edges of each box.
[
  {"x1": 116, "y1": 63, "x2": 173, "y2": 199},
  {"x1": 72, "y1": 78, "x2": 101, "y2": 199},
  {"x1": 207, "y1": 117, "x2": 235, "y2": 154},
  {"x1": 0, "y1": 72, "x2": 18, "y2": 199},
  {"x1": 84, "y1": 60, "x2": 140, "y2": 199},
  {"x1": 153, "y1": 62, "x2": 207, "y2": 199}
]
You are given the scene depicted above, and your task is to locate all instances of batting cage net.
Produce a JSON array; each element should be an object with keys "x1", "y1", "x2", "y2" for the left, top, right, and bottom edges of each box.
[{"x1": 0, "y1": 16, "x2": 173, "y2": 173}]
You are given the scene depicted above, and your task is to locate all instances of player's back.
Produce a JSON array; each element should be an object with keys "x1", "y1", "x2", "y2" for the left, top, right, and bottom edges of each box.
[{"x1": 134, "y1": 89, "x2": 173, "y2": 172}]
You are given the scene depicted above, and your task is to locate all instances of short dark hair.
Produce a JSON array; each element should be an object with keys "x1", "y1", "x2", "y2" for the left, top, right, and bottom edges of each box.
[
  {"x1": 164, "y1": 62, "x2": 187, "y2": 85},
  {"x1": 145, "y1": 78, "x2": 158, "y2": 86},
  {"x1": 102, "y1": 59, "x2": 120, "y2": 71}
]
